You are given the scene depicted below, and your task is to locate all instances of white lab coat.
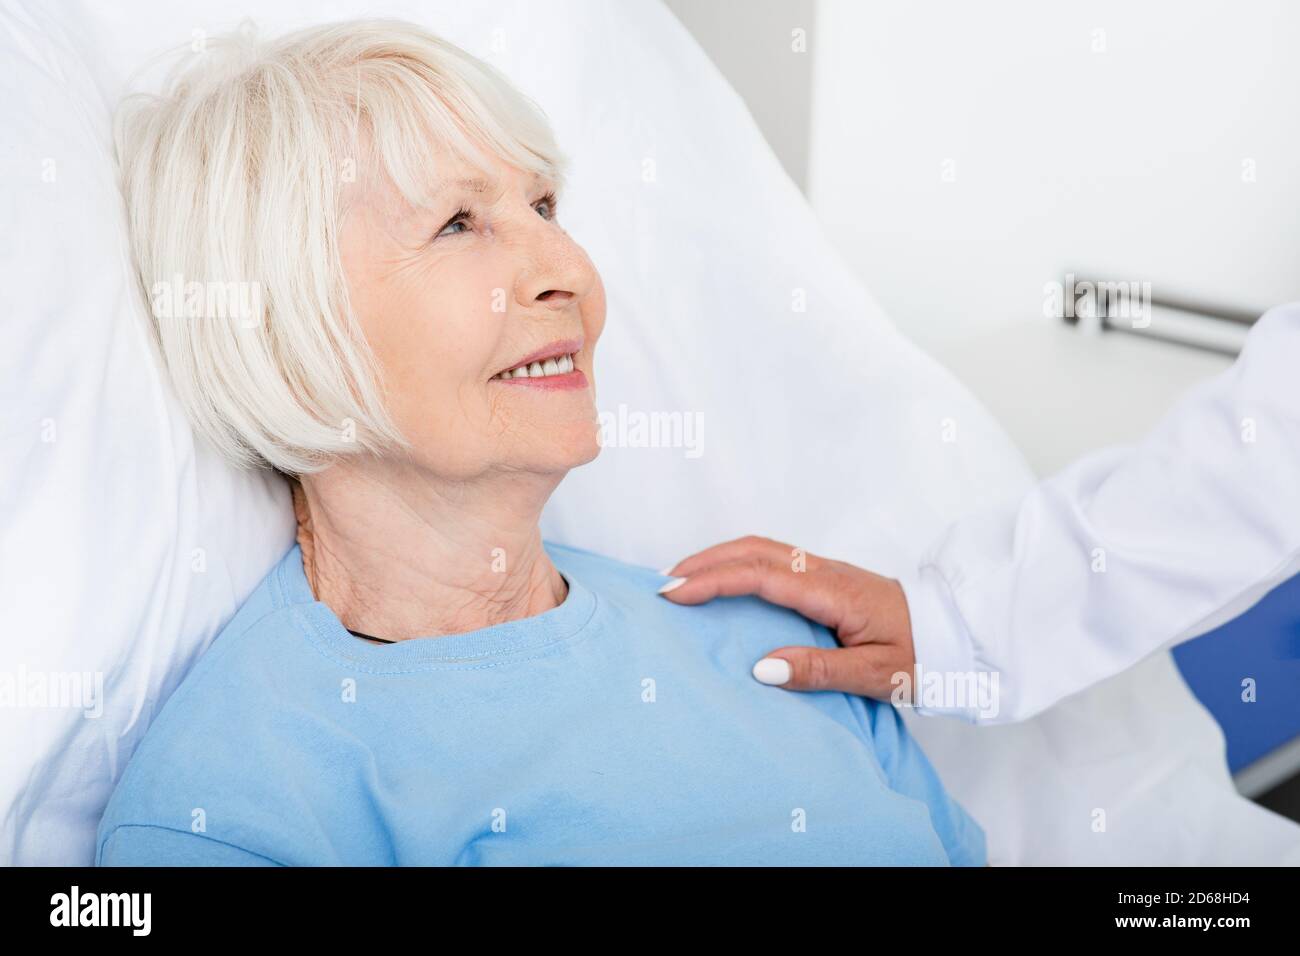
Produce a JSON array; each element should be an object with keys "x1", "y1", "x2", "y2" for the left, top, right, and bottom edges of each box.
[{"x1": 899, "y1": 302, "x2": 1300, "y2": 724}]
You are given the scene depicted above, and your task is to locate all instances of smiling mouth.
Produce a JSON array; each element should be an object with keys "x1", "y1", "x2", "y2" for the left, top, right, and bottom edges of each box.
[{"x1": 492, "y1": 351, "x2": 578, "y2": 380}]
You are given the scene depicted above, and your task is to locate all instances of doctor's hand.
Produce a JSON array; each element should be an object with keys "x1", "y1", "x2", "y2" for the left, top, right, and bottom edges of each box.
[{"x1": 658, "y1": 536, "x2": 916, "y2": 701}]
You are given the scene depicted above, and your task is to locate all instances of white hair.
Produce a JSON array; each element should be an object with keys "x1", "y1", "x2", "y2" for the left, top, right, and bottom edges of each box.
[{"x1": 115, "y1": 19, "x2": 568, "y2": 474}]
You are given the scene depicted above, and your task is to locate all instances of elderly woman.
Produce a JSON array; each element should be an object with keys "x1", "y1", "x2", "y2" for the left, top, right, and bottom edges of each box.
[{"x1": 96, "y1": 20, "x2": 983, "y2": 866}]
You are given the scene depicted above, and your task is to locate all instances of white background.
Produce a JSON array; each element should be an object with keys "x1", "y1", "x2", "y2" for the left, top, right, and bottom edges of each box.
[{"x1": 671, "y1": 0, "x2": 1300, "y2": 474}]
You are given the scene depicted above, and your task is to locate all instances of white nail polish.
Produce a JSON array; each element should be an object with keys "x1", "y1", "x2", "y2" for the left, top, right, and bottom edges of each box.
[
  {"x1": 752, "y1": 658, "x2": 792, "y2": 686},
  {"x1": 657, "y1": 577, "x2": 687, "y2": 594},
  {"x1": 659, "y1": 566, "x2": 676, "y2": 576}
]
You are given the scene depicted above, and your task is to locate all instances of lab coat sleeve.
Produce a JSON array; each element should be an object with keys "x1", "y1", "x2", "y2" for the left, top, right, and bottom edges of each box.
[{"x1": 898, "y1": 302, "x2": 1300, "y2": 725}]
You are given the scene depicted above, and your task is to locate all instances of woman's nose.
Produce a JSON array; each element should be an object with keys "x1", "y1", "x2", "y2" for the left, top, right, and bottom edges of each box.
[{"x1": 515, "y1": 232, "x2": 595, "y2": 311}]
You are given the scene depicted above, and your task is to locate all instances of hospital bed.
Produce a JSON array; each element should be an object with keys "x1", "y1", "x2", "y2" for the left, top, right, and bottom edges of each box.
[{"x1": 3, "y1": 0, "x2": 1298, "y2": 865}]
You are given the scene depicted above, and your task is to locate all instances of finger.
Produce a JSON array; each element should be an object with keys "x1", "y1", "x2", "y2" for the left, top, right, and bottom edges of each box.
[
  {"x1": 659, "y1": 557, "x2": 843, "y2": 629},
  {"x1": 662, "y1": 535, "x2": 799, "y2": 578},
  {"x1": 751, "y1": 644, "x2": 906, "y2": 700}
]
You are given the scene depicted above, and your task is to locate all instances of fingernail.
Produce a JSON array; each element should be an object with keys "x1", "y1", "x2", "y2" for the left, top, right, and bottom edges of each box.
[
  {"x1": 657, "y1": 577, "x2": 687, "y2": 594},
  {"x1": 752, "y1": 657, "x2": 792, "y2": 686},
  {"x1": 659, "y1": 565, "x2": 676, "y2": 576}
]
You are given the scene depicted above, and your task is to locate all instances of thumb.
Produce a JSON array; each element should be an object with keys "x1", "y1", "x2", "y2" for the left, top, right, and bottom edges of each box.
[{"x1": 751, "y1": 644, "x2": 907, "y2": 701}]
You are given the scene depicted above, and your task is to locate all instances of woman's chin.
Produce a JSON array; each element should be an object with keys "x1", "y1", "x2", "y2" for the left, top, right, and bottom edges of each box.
[
  {"x1": 553, "y1": 425, "x2": 604, "y2": 470},
  {"x1": 509, "y1": 420, "x2": 603, "y2": 476}
]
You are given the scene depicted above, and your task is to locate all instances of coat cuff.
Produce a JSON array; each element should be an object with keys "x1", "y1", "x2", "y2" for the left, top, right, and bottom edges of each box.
[{"x1": 894, "y1": 563, "x2": 981, "y2": 722}]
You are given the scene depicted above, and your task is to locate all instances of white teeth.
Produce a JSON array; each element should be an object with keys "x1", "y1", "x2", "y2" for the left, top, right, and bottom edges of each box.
[{"x1": 494, "y1": 353, "x2": 577, "y2": 380}]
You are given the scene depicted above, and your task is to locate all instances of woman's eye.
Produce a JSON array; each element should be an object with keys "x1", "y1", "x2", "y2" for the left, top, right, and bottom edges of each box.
[
  {"x1": 436, "y1": 212, "x2": 472, "y2": 239},
  {"x1": 534, "y1": 193, "x2": 558, "y2": 221},
  {"x1": 435, "y1": 195, "x2": 555, "y2": 241}
]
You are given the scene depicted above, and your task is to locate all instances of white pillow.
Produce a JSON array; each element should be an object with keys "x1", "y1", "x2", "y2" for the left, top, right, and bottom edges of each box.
[
  {"x1": 6, "y1": 0, "x2": 1291, "y2": 865},
  {"x1": 0, "y1": 3, "x2": 294, "y2": 865}
]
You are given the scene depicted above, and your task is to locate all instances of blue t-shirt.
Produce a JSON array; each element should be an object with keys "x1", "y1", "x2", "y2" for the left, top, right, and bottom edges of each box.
[{"x1": 96, "y1": 543, "x2": 985, "y2": 866}]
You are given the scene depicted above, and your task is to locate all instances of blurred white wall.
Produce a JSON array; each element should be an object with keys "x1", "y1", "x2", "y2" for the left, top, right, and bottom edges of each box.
[
  {"x1": 669, "y1": 0, "x2": 1299, "y2": 474},
  {"x1": 807, "y1": 0, "x2": 1300, "y2": 352}
]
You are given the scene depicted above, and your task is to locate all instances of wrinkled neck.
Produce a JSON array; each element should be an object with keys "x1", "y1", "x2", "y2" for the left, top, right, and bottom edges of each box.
[{"x1": 289, "y1": 465, "x2": 567, "y2": 642}]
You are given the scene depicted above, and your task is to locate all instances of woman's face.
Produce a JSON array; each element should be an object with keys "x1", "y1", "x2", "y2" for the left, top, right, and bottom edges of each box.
[{"x1": 339, "y1": 145, "x2": 606, "y2": 482}]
